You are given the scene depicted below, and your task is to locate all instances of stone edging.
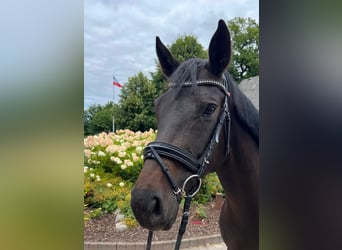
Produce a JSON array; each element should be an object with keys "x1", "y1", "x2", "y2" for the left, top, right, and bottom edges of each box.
[{"x1": 84, "y1": 234, "x2": 223, "y2": 250}]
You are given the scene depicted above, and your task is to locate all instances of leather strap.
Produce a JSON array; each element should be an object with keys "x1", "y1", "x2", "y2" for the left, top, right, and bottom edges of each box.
[{"x1": 144, "y1": 142, "x2": 199, "y2": 173}]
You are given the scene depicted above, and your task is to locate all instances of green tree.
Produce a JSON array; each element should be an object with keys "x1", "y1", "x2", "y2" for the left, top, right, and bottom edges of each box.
[
  {"x1": 84, "y1": 104, "x2": 102, "y2": 136},
  {"x1": 90, "y1": 107, "x2": 112, "y2": 134},
  {"x1": 84, "y1": 102, "x2": 119, "y2": 136},
  {"x1": 169, "y1": 35, "x2": 207, "y2": 63},
  {"x1": 117, "y1": 72, "x2": 157, "y2": 131},
  {"x1": 227, "y1": 17, "x2": 259, "y2": 81},
  {"x1": 150, "y1": 66, "x2": 167, "y2": 97}
]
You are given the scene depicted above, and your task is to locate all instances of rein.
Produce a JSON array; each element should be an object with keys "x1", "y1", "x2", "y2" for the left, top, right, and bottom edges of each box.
[{"x1": 143, "y1": 76, "x2": 231, "y2": 250}]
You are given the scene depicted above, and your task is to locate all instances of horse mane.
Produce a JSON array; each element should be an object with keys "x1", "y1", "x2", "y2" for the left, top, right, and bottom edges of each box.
[
  {"x1": 168, "y1": 58, "x2": 259, "y2": 145},
  {"x1": 225, "y1": 72, "x2": 259, "y2": 145}
]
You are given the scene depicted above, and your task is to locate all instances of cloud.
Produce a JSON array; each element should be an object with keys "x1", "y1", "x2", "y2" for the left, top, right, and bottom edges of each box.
[{"x1": 84, "y1": 0, "x2": 258, "y2": 109}]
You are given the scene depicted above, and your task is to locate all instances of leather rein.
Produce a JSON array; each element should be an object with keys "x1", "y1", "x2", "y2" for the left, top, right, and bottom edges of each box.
[{"x1": 143, "y1": 75, "x2": 231, "y2": 250}]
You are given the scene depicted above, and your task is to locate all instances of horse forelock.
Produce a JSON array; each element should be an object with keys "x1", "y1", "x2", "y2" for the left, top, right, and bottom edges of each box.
[{"x1": 167, "y1": 59, "x2": 207, "y2": 98}]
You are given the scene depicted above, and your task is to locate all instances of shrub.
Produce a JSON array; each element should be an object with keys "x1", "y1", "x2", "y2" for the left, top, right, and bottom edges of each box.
[{"x1": 195, "y1": 173, "x2": 224, "y2": 204}]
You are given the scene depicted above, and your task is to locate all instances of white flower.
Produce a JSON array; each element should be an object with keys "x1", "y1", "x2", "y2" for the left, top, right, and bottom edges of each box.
[
  {"x1": 84, "y1": 150, "x2": 92, "y2": 158},
  {"x1": 136, "y1": 146, "x2": 143, "y2": 153},
  {"x1": 107, "y1": 183, "x2": 112, "y2": 188},
  {"x1": 114, "y1": 157, "x2": 122, "y2": 164},
  {"x1": 90, "y1": 173, "x2": 95, "y2": 178},
  {"x1": 118, "y1": 151, "x2": 127, "y2": 158},
  {"x1": 124, "y1": 159, "x2": 134, "y2": 167},
  {"x1": 121, "y1": 164, "x2": 127, "y2": 170},
  {"x1": 119, "y1": 182, "x2": 125, "y2": 187},
  {"x1": 98, "y1": 151, "x2": 106, "y2": 157},
  {"x1": 132, "y1": 153, "x2": 139, "y2": 162},
  {"x1": 110, "y1": 156, "x2": 123, "y2": 164},
  {"x1": 84, "y1": 166, "x2": 88, "y2": 173},
  {"x1": 96, "y1": 175, "x2": 101, "y2": 181},
  {"x1": 106, "y1": 145, "x2": 117, "y2": 153}
]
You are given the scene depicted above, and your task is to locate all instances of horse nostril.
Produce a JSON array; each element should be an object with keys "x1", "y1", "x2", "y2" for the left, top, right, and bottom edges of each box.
[
  {"x1": 131, "y1": 189, "x2": 163, "y2": 217},
  {"x1": 152, "y1": 196, "x2": 162, "y2": 215}
]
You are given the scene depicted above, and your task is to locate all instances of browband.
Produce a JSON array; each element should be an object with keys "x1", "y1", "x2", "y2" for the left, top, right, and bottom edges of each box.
[{"x1": 168, "y1": 79, "x2": 230, "y2": 97}]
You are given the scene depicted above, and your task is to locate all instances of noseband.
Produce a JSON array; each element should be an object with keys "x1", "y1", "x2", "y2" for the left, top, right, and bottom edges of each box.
[{"x1": 142, "y1": 75, "x2": 231, "y2": 250}]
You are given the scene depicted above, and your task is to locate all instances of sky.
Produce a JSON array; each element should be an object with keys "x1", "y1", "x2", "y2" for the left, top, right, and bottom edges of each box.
[{"x1": 84, "y1": 0, "x2": 258, "y2": 109}]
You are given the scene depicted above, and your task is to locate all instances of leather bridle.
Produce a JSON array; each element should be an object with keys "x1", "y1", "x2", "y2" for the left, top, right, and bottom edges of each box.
[{"x1": 143, "y1": 75, "x2": 231, "y2": 250}]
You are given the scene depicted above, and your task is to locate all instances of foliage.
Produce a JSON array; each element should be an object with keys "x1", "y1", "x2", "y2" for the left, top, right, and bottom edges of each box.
[
  {"x1": 227, "y1": 17, "x2": 259, "y2": 81},
  {"x1": 195, "y1": 173, "x2": 224, "y2": 204},
  {"x1": 84, "y1": 104, "x2": 102, "y2": 136},
  {"x1": 150, "y1": 67, "x2": 168, "y2": 97},
  {"x1": 84, "y1": 102, "x2": 119, "y2": 136},
  {"x1": 83, "y1": 129, "x2": 224, "y2": 227},
  {"x1": 117, "y1": 72, "x2": 158, "y2": 132},
  {"x1": 195, "y1": 204, "x2": 208, "y2": 220},
  {"x1": 169, "y1": 35, "x2": 208, "y2": 63},
  {"x1": 84, "y1": 207, "x2": 102, "y2": 222}
]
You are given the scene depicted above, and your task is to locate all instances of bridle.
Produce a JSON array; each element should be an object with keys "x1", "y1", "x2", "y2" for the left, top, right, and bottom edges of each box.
[{"x1": 143, "y1": 75, "x2": 231, "y2": 250}]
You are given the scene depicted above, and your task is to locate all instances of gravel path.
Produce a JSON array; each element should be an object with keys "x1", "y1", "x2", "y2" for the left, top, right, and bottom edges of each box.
[{"x1": 84, "y1": 201, "x2": 221, "y2": 243}]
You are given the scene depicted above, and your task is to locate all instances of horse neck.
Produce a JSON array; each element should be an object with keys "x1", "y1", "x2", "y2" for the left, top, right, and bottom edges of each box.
[
  {"x1": 216, "y1": 109, "x2": 259, "y2": 209},
  {"x1": 215, "y1": 111, "x2": 259, "y2": 249}
]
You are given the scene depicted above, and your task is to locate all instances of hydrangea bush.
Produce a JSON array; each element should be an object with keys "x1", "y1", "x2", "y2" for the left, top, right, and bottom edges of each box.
[{"x1": 84, "y1": 129, "x2": 223, "y2": 227}]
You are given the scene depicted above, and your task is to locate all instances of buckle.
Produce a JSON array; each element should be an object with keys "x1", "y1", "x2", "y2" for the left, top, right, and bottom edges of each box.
[{"x1": 181, "y1": 175, "x2": 202, "y2": 198}]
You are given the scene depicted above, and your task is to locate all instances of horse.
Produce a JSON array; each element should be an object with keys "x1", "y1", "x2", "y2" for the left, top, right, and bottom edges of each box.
[{"x1": 131, "y1": 19, "x2": 259, "y2": 250}]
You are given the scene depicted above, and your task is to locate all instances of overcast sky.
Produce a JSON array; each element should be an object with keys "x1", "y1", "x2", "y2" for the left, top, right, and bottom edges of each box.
[{"x1": 84, "y1": 0, "x2": 258, "y2": 109}]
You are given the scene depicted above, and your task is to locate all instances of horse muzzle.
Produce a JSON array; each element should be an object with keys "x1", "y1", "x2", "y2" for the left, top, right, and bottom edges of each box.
[{"x1": 131, "y1": 187, "x2": 178, "y2": 230}]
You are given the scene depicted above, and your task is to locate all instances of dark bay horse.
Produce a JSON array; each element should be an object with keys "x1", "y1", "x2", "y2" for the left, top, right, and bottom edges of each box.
[{"x1": 131, "y1": 20, "x2": 259, "y2": 250}]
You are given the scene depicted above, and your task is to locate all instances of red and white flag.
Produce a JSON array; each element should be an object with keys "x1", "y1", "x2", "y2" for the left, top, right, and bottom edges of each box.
[{"x1": 112, "y1": 76, "x2": 123, "y2": 88}]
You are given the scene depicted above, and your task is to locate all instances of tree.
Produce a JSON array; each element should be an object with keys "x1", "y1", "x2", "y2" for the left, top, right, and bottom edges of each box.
[
  {"x1": 227, "y1": 17, "x2": 259, "y2": 81},
  {"x1": 169, "y1": 35, "x2": 207, "y2": 63},
  {"x1": 117, "y1": 72, "x2": 157, "y2": 131},
  {"x1": 84, "y1": 102, "x2": 119, "y2": 136},
  {"x1": 84, "y1": 104, "x2": 103, "y2": 136},
  {"x1": 150, "y1": 66, "x2": 167, "y2": 98},
  {"x1": 89, "y1": 107, "x2": 112, "y2": 134}
]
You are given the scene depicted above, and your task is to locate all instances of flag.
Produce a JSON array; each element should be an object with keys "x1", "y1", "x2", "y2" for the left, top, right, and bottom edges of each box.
[{"x1": 113, "y1": 76, "x2": 123, "y2": 88}]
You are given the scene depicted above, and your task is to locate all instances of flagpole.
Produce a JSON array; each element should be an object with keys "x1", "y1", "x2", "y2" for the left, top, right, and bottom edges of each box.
[
  {"x1": 112, "y1": 75, "x2": 122, "y2": 133},
  {"x1": 112, "y1": 77, "x2": 115, "y2": 133}
]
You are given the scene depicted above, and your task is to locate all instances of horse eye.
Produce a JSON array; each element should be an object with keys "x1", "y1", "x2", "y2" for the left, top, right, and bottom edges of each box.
[{"x1": 203, "y1": 103, "x2": 217, "y2": 116}]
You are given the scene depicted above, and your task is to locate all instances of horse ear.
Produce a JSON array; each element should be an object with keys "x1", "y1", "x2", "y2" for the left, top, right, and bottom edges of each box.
[
  {"x1": 156, "y1": 36, "x2": 180, "y2": 77},
  {"x1": 208, "y1": 19, "x2": 232, "y2": 76}
]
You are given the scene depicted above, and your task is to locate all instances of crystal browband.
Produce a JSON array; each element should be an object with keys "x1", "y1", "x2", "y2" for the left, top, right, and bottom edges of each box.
[{"x1": 168, "y1": 80, "x2": 230, "y2": 96}]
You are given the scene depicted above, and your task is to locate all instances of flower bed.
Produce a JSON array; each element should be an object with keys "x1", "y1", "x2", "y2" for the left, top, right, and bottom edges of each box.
[{"x1": 84, "y1": 129, "x2": 223, "y2": 228}]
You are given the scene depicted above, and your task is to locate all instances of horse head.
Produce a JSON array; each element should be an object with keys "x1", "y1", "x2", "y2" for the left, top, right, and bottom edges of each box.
[{"x1": 131, "y1": 20, "x2": 232, "y2": 231}]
